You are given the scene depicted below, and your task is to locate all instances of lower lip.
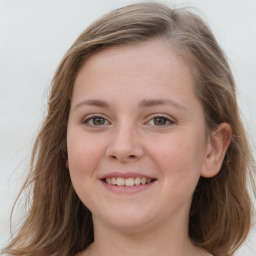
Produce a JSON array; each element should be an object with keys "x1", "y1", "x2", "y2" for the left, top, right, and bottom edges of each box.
[{"x1": 101, "y1": 180, "x2": 156, "y2": 194}]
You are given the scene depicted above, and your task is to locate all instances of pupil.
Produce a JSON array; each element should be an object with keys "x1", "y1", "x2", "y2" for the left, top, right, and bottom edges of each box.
[
  {"x1": 93, "y1": 117, "x2": 104, "y2": 125},
  {"x1": 154, "y1": 117, "x2": 166, "y2": 125}
]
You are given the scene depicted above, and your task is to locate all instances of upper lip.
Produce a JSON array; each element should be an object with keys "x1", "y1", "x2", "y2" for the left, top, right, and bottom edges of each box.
[{"x1": 99, "y1": 172, "x2": 156, "y2": 180}]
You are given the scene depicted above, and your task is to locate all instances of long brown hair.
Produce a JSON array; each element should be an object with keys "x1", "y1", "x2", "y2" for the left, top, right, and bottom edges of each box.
[{"x1": 2, "y1": 2, "x2": 255, "y2": 256}]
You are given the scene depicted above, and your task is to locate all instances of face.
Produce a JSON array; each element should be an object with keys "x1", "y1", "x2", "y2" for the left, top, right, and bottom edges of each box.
[{"x1": 67, "y1": 39, "x2": 211, "y2": 232}]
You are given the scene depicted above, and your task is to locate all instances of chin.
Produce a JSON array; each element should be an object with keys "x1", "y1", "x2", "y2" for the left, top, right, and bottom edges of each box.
[{"x1": 93, "y1": 206, "x2": 157, "y2": 232}]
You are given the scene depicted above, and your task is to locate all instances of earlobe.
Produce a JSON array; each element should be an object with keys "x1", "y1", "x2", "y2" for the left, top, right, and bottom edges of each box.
[{"x1": 201, "y1": 122, "x2": 232, "y2": 178}]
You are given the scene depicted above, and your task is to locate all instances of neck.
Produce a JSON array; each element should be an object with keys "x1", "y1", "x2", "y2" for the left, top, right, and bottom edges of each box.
[{"x1": 89, "y1": 213, "x2": 205, "y2": 256}]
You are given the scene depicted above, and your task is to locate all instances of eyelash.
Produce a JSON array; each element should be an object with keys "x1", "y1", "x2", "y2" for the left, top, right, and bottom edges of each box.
[
  {"x1": 82, "y1": 114, "x2": 175, "y2": 127},
  {"x1": 83, "y1": 115, "x2": 110, "y2": 126},
  {"x1": 146, "y1": 114, "x2": 175, "y2": 127}
]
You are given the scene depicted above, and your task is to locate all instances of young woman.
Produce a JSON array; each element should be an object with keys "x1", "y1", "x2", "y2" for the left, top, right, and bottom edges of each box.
[{"x1": 2, "y1": 2, "x2": 255, "y2": 256}]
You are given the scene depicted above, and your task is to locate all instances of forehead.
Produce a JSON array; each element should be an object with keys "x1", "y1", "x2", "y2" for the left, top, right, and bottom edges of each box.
[
  {"x1": 72, "y1": 39, "x2": 197, "y2": 107},
  {"x1": 83, "y1": 39, "x2": 189, "y2": 70}
]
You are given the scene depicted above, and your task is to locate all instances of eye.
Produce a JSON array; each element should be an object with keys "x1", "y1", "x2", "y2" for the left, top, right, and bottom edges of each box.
[
  {"x1": 83, "y1": 116, "x2": 110, "y2": 126},
  {"x1": 153, "y1": 117, "x2": 168, "y2": 126},
  {"x1": 147, "y1": 115, "x2": 175, "y2": 126}
]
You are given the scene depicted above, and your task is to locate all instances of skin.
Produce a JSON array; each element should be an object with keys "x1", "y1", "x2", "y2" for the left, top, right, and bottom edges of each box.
[{"x1": 67, "y1": 39, "x2": 231, "y2": 256}]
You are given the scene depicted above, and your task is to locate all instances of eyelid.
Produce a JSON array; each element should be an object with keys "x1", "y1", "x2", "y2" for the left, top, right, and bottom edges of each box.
[
  {"x1": 81, "y1": 113, "x2": 175, "y2": 127},
  {"x1": 82, "y1": 114, "x2": 111, "y2": 126},
  {"x1": 145, "y1": 113, "x2": 176, "y2": 126}
]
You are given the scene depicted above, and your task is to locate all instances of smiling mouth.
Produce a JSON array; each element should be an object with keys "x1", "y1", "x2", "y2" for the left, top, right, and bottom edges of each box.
[{"x1": 102, "y1": 177, "x2": 156, "y2": 187}]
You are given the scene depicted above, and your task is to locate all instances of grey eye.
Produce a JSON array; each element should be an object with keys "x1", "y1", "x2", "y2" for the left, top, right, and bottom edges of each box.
[
  {"x1": 92, "y1": 117, "x2": 106, "y2": 125},
  {"x1": 147, "y1": 115, "x2": 175, "y2": 127},
  {"x1": 83, "y1": 116, "x2": 109, "y2": 126},
  {"x1": 153, "y1": 117, "x2": 168, "y2": 125}
]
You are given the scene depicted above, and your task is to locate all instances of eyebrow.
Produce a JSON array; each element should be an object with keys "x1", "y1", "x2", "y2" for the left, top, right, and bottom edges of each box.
[
  {"x1": 139, "y1": 99, "x2": 187, "y2": 111},
  {"x1": 73, "y1": 99, "x2": 110, "y2": 110},
  {"x1": 73, "y1": 98, "x2": 187, "y2": 112}
]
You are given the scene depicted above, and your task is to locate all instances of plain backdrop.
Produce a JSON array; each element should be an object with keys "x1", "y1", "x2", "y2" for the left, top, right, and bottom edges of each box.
[{"x1": 0, "y1": 0, "x2": 255, "y2": 255}]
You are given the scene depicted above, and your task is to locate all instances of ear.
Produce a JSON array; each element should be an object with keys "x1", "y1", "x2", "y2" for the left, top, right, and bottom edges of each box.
[
  {"x1": 201, "y1": 122, "x2": 232, "y2": 178},
  {"x1": 66, "y1": 158, "x2": 69, "y2": 169}
]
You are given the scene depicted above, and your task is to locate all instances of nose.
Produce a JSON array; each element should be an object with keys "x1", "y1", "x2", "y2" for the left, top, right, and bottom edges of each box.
[{"x1": 105, "y1": 123, "x2": 144, "y2": 162}]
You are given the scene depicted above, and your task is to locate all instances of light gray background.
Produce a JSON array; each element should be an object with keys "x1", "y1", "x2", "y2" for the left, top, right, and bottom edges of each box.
[{"x1": 1, "y1": 0, "x2": 255, "y2": 255}]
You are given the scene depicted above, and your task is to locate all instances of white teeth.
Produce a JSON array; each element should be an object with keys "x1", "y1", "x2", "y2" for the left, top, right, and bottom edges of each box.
[
  {"x1": 134, "y1": 177, "x2": 141, "y2": 185},
  {"x1": 125, "y1": 178, "x2": 135, "y2": 186},
  {"x1": 141, "y1": 178, "x2": 146, "y2": 185},
  {"x1": 111, "y1": 177, "x2": 117, "y2": 185},
  {"x1": 116, "y1": 177, "x2": 125, "y2": 186},
  {"x1": 105, "y1": 177, "x2": 154, "y2": 186}
]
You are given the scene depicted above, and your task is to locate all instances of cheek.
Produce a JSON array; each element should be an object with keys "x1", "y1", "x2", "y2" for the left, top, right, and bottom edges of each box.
[
  {"x1": 67, "y1": 133, "x2": 105, "y2": 207},
  {"x1": 67, "y1": 132, "x2": 104, "y2": 179},
  {"x1": 149, "y1": 132, "x2": 206, "y2": 187}
]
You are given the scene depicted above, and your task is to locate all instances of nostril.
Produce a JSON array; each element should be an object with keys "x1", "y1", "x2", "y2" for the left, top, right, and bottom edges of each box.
[{"x1": 128, "y1": 155, "x2": 136, "y2": 159}]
